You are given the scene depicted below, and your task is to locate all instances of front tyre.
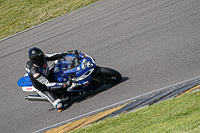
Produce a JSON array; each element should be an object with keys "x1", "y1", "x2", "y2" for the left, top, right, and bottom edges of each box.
[{"x1": 93, "y1": 67, "x2": 122, "y2": 85}]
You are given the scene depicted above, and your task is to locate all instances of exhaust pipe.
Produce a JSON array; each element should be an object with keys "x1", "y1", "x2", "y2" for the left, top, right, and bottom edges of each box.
[{"x1": 25, "y1": 95, "x2": 48, "y2": 102}]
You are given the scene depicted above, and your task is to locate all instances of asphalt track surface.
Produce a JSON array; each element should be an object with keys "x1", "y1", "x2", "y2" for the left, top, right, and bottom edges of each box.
[{"x1": 1, "y1": 0, "x2": 200, "y2": 132}]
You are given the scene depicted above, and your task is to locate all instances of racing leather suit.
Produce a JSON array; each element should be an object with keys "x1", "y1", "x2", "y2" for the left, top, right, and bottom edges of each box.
[{"x1": 27, "y1": 51, "x2": 77, "y2": 109}]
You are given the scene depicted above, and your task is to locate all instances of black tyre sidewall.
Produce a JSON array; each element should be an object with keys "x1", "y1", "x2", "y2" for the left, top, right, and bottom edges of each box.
[{"x1": 94, "y1": 67, "x2": 122, "y2": 84}]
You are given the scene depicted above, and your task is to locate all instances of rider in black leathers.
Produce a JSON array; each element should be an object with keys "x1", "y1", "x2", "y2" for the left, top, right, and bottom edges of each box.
[{"x1": 27, "y1": 47, "x2": 78, "y2": 112}]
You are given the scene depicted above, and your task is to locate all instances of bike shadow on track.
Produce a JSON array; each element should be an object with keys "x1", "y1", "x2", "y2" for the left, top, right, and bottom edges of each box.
[{"x1": 49, "y1": 77, "x2": 129, "y2": 112}]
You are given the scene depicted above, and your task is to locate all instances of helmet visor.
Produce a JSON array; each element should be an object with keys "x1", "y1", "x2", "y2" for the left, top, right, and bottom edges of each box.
[{"x1": 33, "y1": 53, "x2": 46, "y2": 67}]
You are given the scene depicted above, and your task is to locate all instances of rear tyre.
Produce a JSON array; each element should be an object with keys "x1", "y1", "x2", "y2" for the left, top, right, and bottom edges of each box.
[{"x1": 93, "y1": 67, "x2": 122, "y2": 85}]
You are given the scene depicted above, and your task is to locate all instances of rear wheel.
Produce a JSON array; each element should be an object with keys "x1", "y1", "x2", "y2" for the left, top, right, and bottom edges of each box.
[{"x1": 92, "y1": 67, "x2": 122, "y2": 85}]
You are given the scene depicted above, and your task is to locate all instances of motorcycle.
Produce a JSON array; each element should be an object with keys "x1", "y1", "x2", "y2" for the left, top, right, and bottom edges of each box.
[{"x1": 17, "y1": 52, "x2": 122, "y2": 102}]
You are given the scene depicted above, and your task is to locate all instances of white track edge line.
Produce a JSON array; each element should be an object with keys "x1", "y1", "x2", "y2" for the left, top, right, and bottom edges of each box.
[{"x1": 34, "y1": 75, "x2": 200, "y2": 133}]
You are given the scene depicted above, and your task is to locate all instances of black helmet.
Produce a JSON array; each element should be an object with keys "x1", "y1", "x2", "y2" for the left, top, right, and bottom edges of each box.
[{"x1": 28, "y1": 47, "x2": 46, "y2": 67}]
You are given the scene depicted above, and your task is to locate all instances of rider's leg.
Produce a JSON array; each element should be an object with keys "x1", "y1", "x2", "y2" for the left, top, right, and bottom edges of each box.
[{"x1": 36, "y1": 90, "x2": 64, "y2": 111}]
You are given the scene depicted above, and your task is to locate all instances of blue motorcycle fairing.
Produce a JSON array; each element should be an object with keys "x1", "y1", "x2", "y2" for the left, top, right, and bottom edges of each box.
[
  {"x1": 17, "y1": 75, "x2": 33, "y2": 87},
  {"x1": 52, "y1": 53, "x2": 96, "y2": 91},
  {"x1": 53, "y1": 54, "x2": 96, "y2": 82}
]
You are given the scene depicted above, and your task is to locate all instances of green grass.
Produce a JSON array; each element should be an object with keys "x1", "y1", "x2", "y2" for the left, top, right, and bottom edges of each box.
[
  {"x1": 73, "y1": 91, "x2": 200, "y2": 133},
  {"x1": 0, "y1": 0, "x2": 99, "y2": 40}
]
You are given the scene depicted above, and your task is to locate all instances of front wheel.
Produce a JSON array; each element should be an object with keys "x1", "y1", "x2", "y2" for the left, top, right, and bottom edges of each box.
[{"x1": 92, "y1": 67, "x2": 122, "y2": 85}]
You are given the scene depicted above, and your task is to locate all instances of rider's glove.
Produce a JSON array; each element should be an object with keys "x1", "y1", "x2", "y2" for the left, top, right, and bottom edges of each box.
[{"x1": 66, "y1": 50, "x2": 78, "y2": 55}]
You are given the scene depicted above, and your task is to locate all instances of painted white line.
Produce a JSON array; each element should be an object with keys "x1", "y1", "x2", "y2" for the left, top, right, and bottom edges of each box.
[{"x1": 34, "y1": 75, "x2": 200, "y2": 133}]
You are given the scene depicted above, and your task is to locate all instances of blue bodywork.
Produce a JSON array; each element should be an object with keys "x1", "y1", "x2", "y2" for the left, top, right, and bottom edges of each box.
[{"x1": 17, "y1": 75, "x2": 32, "y2": 87}]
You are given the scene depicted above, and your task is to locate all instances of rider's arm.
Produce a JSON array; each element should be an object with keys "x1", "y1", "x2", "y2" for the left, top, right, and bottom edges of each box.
[
  {"x1": 45, "y1": 50, "x2": 78, "y2": 61},
  {"x1": 34, "y1": 73, "x2": 65, "y2": 90}
]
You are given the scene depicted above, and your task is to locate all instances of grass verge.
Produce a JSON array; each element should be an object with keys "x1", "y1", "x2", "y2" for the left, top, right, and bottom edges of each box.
[
  {"x1": 0, "y1": 0, "x2": 99, "y2": 40},
  {"x1": 72, "y1": 91, "x2": 200, "y2": 133}
]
